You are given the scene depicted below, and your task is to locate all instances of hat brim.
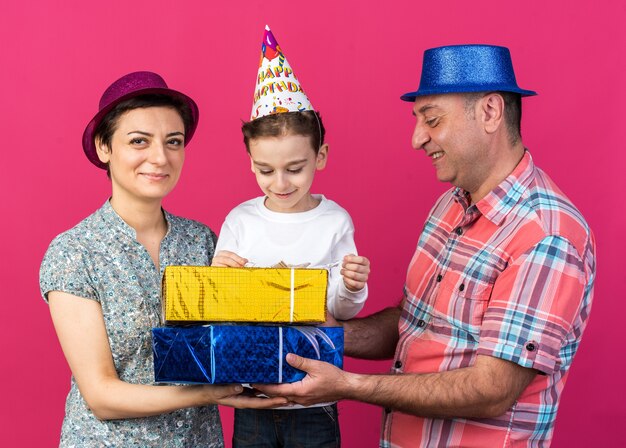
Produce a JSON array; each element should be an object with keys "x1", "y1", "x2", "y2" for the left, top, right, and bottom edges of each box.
[
  {"x1": 400, "y1": 85, "x2": 537, "y2": 102},
  {"x1": 82, "y1": 87, "x2": 199, "y2": 169}
]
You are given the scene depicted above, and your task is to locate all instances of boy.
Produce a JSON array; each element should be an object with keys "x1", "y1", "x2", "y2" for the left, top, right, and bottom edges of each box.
[{"x1": 212, "y1": 26, "x2": 369, "y2": 447}]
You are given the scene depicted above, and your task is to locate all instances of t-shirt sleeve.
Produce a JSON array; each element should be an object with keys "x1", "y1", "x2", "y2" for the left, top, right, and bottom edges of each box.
[
  {"x1": 214, "y1": 216, "x2": 240, "y2": 255},
  {"x1": 477, "y1": 235, "x2": 590, "y2": 374},
  {"x1": 327, "y1": 211, "x2": 368, "y2": 319},
  {"x1": 39, "y1": 234, "x2": 98, "y2": 303}
]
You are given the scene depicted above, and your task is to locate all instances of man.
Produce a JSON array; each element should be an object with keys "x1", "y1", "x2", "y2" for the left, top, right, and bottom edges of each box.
[{"x1": 258, "y1": 45, "x2": 596, "y2": 447}]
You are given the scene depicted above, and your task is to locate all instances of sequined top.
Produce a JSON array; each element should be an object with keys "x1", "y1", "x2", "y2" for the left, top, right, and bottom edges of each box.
[{"x1": 40, "y1": 200, "x2": 224, "y2": 448}]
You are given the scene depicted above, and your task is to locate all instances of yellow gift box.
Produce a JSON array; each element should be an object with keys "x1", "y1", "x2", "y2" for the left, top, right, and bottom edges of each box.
[{"x1": 162, "y1": 266, "x2": 328, "y2": 323}]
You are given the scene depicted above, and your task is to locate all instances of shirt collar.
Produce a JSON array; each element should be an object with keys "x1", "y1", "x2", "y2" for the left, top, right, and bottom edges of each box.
[
  {"x1": 453, "y1": 150, "x2": 535, "y2": 226},
  {"x1": 99, "y1": 199, "x2": 173, "y2": 239}
]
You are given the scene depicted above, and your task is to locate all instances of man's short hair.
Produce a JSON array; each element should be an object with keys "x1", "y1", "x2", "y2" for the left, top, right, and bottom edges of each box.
[{"x1": 464, "y1": 92, "x2": 522, "y2": 144}]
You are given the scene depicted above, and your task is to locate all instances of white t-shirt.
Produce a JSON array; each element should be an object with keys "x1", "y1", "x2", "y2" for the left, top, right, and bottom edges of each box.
[{"x1": 215, "y1": 194, "x2": 367, "y2": 319}]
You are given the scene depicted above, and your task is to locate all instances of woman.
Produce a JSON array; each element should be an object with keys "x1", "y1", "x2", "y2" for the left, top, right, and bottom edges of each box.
[{"x1": 40, "y1": 71, "x2": 285, "y2": 447}]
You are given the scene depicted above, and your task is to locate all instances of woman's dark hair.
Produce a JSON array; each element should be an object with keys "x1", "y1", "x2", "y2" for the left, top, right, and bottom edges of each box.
[
  {"x1": 94, "y1": 94, "x2": 194, "y2": 177},
  {"x1": 242, "y1": 110, "x2": 325, "y2": 154}
]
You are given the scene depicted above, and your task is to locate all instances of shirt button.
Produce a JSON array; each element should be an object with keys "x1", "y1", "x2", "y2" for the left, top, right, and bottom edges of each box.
[
  {"x1": 526, "y1": 342, "x2": 536, "y2": 352},
  {"x1": 455, "y1": 227, "x2": 463, "y2": 236},
  {"x1": 436, "y1": 274, "x2": 443, "y2": 282},
  {"x1": 459, "y1": 283, "x2": 465, "y2": 292},
  {"x1": 394, "y1": 360, "x2": 402, "y2": 369},
  {"x1": 417, "y1": 319, "x2": 426, "y2": 328}
]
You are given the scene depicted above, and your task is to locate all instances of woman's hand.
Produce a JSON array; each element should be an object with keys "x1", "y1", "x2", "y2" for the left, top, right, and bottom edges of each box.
[
  {"x1": 205, "y1": 384, "x2": 288, "y2": 409},
  {"x1": 211, "y1": 251, "x2": 248, "y2": 267},
  {"x1": 341, "y1": 255, "x2": 370, "y2": 292},
  {"x1": 49, "y1": 291, "x2": 287, "y2": 420}
]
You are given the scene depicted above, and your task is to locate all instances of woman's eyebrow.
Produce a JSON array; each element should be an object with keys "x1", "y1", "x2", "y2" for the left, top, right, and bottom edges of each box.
[
  {"x1": 127, "y1": 130, "x2": 153, "y2": 136},
  {"x1": 126, "y1": 131, "x2": 185, "y2": 137}
]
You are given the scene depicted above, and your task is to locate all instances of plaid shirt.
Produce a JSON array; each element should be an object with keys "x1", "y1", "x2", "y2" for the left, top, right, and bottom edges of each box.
[{"x1": 382, "y1": 151, "x2": 596, "y2": 448}]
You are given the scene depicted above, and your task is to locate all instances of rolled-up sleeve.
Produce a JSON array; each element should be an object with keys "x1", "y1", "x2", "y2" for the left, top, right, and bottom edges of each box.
[{"x1": 477, "y1": 235, "x2": 590, "y2": 374}]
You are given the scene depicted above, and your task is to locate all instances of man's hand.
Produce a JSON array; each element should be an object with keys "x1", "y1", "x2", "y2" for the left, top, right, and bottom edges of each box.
[
  {"x1": 341, "y1": 255, "x2": 370, "y2": 292},
  {"x1": 254, "y1": 354, "x2": 352, "y2": 406},
  {"x1": 211, "y1": 251, "x2": 248, "y2": 267},
  {"x1": 256, "y1": 353, "x2": 537, "y2": 419}
]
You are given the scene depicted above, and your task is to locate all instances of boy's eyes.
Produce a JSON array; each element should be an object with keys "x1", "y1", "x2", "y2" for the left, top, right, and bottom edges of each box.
[{"x1": 258, "y1": 167, "x2": 304, "y2": 175}]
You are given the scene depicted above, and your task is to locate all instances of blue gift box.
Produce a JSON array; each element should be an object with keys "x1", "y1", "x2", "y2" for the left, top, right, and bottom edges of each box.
[{"x1": 152, "y1": 325, "x2": 343, "y2": 384}]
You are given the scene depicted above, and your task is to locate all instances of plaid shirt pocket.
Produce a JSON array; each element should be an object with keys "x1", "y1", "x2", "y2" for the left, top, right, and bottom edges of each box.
[{"x1": 434, "y1": 275, "x2": 493, "y2": 339}]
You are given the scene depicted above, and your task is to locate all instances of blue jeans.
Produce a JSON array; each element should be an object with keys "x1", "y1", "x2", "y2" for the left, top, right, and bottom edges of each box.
[{"x1": 233, "y1": 404, "x2": 340, "y2": 447}]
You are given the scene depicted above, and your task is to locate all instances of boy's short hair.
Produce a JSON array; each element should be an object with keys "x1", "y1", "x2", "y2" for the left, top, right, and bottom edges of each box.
[{"x1": 242, "y1": 111, "x2": 325, "y2": 154}]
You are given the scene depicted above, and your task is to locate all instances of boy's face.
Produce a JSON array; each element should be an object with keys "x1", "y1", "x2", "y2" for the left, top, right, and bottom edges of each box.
[{"x1": 249, "y1": 133, "x2": 327, "y2": 213}]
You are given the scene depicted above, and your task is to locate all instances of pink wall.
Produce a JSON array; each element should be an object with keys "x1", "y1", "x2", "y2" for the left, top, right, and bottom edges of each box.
[{"x1": 1, "y1": 0, "x2": 623, "y2": 445}]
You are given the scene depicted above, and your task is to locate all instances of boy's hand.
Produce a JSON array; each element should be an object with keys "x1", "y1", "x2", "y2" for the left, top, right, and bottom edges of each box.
[
  {"x1": 211, "y1": 251, "x2": 248, "y2": 267},
  {"x1": 341, "y1": 255, "x2": 370, "y2": 292}
]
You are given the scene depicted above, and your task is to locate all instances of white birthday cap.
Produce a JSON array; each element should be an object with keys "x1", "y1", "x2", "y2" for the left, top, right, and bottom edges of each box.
[{"x1": 251, "y1": 25, "x2": 314, "y2": 120}]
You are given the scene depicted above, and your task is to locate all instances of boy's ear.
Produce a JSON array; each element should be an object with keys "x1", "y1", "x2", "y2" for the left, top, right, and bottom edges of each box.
[
  {"x1": 249, "y1": 154, "x2": 255, "y2": 174},
  {"x1": 316, "y1": 144, "x2": 329, "y2": 170},
  {"x1": 95, "y1": 138, "x2": 111, "y2": 164}
]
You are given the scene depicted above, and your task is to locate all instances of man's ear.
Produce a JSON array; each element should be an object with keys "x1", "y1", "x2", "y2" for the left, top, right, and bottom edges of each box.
[
  {"x1": 316, "y1": 144, "x2": 329, "y2": 170},
  {"x1": 481, "y1": 93, "x2": 505, "y2": 135},
  {"x1": 95, "y1": 138, "x2": 111, "y2": 164}
]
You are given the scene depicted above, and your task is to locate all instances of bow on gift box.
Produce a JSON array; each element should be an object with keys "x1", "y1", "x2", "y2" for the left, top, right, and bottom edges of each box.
[
  {"x1": 244, "y1": 263, "x2": 339, "y2": 323},
  {"x1": 210, "y1": 326, "x2": 337, "y2": 383},
  {"x1": 277, "y1": 326, "x2": 337, "y2": 383}
]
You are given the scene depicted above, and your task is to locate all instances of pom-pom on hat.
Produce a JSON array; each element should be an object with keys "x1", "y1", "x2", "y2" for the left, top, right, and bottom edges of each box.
[
  {"x1": 400, "y1": 44, "x2": 537, "y2": 101},
  {"x1": 82, "y1": 71, "x2": 199, "y2": 169},
  {"x1": 251, "y1": 25, "x2": 313, "y2": 120}
]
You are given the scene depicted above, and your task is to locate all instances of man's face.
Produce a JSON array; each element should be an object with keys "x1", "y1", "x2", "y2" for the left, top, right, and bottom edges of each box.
[{"x1": 411, "y1": 93, "x2": 493, "y2": 196}]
